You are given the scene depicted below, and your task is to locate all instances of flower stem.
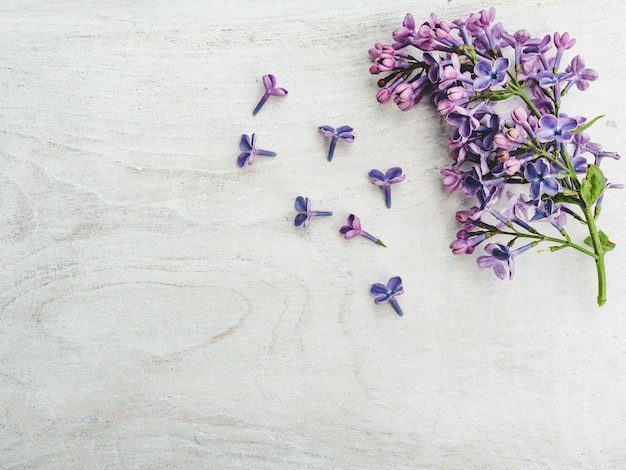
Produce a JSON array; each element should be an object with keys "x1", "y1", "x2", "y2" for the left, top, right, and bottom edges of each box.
[
  {"x1": 389, "y1": 297, "x2": 404, "y2": 316},
  {"x1": 582, "y1": 205, "x2": 607, "y2": 306}
]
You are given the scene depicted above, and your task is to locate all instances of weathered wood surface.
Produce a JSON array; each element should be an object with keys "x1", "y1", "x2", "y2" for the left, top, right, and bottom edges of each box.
[{"x1": 1, "y1": 0, "x2": 626, "y2": 468}]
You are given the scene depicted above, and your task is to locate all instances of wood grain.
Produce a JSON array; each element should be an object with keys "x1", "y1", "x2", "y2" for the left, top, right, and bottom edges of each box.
[{"x1": 2, "y1": 0, "x2": 626, "y2": 468}]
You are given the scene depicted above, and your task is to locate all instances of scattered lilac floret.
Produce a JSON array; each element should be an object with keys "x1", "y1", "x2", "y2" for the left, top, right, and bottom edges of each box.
[
  {"x1": 237, "y1": 133, "x2": 276, "y2": 167},
  {"x1": 370, "y1": 276, "x2": 404, "y2": 316},
  {"x1": 318, "y1": 125, "x2": 355, "y2": 161},
  {"x1": 368, "y1": 167, "x2": 406, "y2": 208},
  {"x1": 252, "y1": 74, "x2": 288, "y2": 116},
  {"x1": 339, "y1": 214, "x2": 386, "y2": 247},
  {"x1": 294, "y1": 196, "x2": 332, "y2": 228}
]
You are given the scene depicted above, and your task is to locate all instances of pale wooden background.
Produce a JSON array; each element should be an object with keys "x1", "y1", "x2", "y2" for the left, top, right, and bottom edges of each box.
[{"x1": 2, "y1": 0, "x2": 626, "y2": 468}]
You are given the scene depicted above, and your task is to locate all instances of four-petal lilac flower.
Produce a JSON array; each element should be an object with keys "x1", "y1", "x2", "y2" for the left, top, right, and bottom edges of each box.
[
  {"x1": 473, "y1": 57, "x2": 510, "y2": 91},
  {"x1": 368, "y1": 167, "x2": 406, "y2": 208},
  {"x1": 294, "y1": 196, "x2": 332, "y2": 228},
  {"x1": 523, "y1": 158, "x2": 560, "y2": 200},
  {"x1": 476, "y1": 242, "x2": 533, "y2": 279},
  {"x1": 318, "y1": 125, "x2": 355, "y2": 161},
  {"x1": 252, "y1": 74, "x2": 288, "y2": 116},
  {"x1": 536, "y1": 114, "x2": 578, "y2": 143},
  {"x1": 340, "y1": 214, "x2": 386, "y2": 247},
  {"x1": 237, "y1": 133, "x2": 276, "y2": 167},
  {"x1": 370, "y1": 276, "x2": 404, "y2": 316}
]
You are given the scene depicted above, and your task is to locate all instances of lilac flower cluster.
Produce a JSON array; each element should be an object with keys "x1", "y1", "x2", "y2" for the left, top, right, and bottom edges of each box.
[{"x1": 370, "y1": 8, "x2": 621, "y2": 305}]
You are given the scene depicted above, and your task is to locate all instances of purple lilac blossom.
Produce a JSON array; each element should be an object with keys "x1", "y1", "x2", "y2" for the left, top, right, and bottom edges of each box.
[
  {"x1": 340, "y1": 214, "x2": 386, "y2": 247},
  {"x1": 237, "y1": 133, "x2": 276, "y2": 167},
  {"x1": 318, "y1": 125, "x2": 355, "y2": 161},
  {"x1": 252, "y1": 74, "x2": 288, "y2": 116},
  {"x1": 473, "y1": 58, "x2": 510, "y2": 91},
  {"x1": 370, "y1": 276, "x2": 404, "y2": 316},
  {"x1": 294, "y1": 196, "x2": 332, "y2": 228},
  {"x1": 524, "y1": 158, "x2": 560, "y2": 200},
  {"x1": 368, "y1": 167, "x2": 406, "y2": 208},
  {"x1": 369, "y1": 8, "x2": 622, "y2": 303},
  {"x1": 476, "y1": 242, "x2": 533, "y2": 279}
]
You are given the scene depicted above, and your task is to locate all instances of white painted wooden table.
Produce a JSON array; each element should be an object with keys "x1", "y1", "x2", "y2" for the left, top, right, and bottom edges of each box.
[{"x1": 2, "y1": 1, "x2": 626, "y2": 468}]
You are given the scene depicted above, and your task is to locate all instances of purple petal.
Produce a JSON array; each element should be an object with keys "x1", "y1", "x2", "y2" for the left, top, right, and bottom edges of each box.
[
  {"x1": 529, "y1": 181, "x2": 542, "y2": 200},
  {"x1": 336, "y1": 125, "x2": 353, "y2": 134},
  {"x1": 477, "y1": 255, "x2": 495, "y2": 269},
  {"x1": 385, "y1": 167, "x2": 404, "y2": 180},
  {"x1": 368, "y1": 169, "x2": 386, "y2": 182},
  {"x1": 560, "y1": 116, "x2": 578, "y2": 132},
  {"x1": 370, "y1": 283, "x2": 389, "y2": 295},
  {"x1": 539, "y1": 114, "x2": 558, "y2": 131},
  {"x1": 262, "y1": 74, "x2": 276, "y2": 92},
  {"x1": 239, "y1": 134, "x2": 252, "y2": 151},
  {"x1": 337, "y1": 133, "x2": 355, "y2": 143},
  {"x1": 318, "y1": 125, "x2": 337, "y2": 138},
  {"x1": 387, "y1": 276, "x2": 403, "y2": 294},
  {"x1": 374, "y1": 294, "x2": 390, "y2": 304},
  {"x1": 493, "y1": 263, "x2": 507, "y2": 280},
  {"x1": 294, "y1": 213, "x2": 308, "y2": 226},
  {"x1": 474, "y1": 60, "x2": 493, "y2": 77},
  {"x1": 473, "y1": 76, "x2": 492, "y2": 92},
  {"x1": 294, "y1": 196, "x2": 308, "y2": 213},
  {"x1": 269, "y1": 87, "x2": 288, "y2": 97},
  {"x1": 536, "y1": 129, "x2": 556, "y2": 142},
  {"x1": 237, "y1": 152, "x2": 251, "y2": 167},
  {"x1": 341, "y1": 229, "x2": 360, "y2": 239},
  {"x1": 542, "y1": 178, "x2": 560, "y2": 195},
  {"x1": 493, "y1": 57, "x2": 510, "y2": 73}
]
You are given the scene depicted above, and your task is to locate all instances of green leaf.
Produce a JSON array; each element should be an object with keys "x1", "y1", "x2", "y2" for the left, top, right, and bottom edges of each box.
[
  {"x1": 573, "y1": 114, "x2": 605, "y2": 134},
  {"x1": 550, "y1": 193, "x2": 581, "y2": 205},
  {"x1": 584, "y1": 231, "x2": 616, "y2": 252},
  {"x1": 580, "y1": 164, "x2": 605, "y2": 207}
]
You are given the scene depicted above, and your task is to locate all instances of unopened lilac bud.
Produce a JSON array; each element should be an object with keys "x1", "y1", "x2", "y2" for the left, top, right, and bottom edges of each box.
[
  {"x1": 376, "y1": 88, "x2": 392, "y2": 104},
  {"x1": 437, "y1": 99, "x2": 455, "y2": 116},
  {"x1": 370, "y1": 64, "x2": 381, "y2": 74},
  {"x1": 497, "y1": 150, "x2": 510, "y2": 161},
  {"x1": 447, "y1": 86, "x2": 467, "y2": 101},
  {"x1": 455, "y1": 210, "x2": 471, "y2": 223},
  {"x1": 493, "y1": 133, "x2": 509, "y2": 148},
  {"x1": 504, "y1": 157, "x2": 521, "y2": 174},
  {"x1": 511, "y1": 107, "x2": 528, "y2": 125},
  {"x1": 506, "y1": 128, "x2": 521, "y2": 141}
]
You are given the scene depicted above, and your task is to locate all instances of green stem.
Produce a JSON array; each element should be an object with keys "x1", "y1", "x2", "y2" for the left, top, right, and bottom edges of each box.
[{"x1": 582, "y1": 205, "x2": 607, "y2": 306}]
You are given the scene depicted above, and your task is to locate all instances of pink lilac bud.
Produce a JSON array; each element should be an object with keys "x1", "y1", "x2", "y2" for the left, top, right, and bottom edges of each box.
[
  {"x1": 511, "y1": 107, "x2": 528, "y2": 125},
  {"x1": 506, "y1": 128, "x2": 521, "y2": 141},
  {"x1": 503, "y1": 157, "x2": 521, "y2": 174},
  {"x1": 493, "y1": 133, "x2": 509, "y2": 148},
  {"x1": 437, "y1": 99, "x2": 456, "y2": 116},
  {"x1": 447, "y1": 86, "x2": 469, "y2": 101},
  {"x1": 376, "y1": 88, "x2": 392, "y2": 104},
  {"x1": 497, "y1": 150, "x2": 510, "y2": 161}
]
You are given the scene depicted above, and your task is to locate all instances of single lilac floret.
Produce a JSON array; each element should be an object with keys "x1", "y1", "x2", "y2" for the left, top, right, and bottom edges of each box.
[
  {"x1": 476, "y1": 242, "x2": 533, "y2": 279},
  {"x1": 237, "y1": 133, "x2": 276, "y2": 167},
  {"x1": 473, "y1": 57, "x2": 510, "y2": 91},
  {"x1": 368, "y1": 167, "x2": 406, "y2": 208},
  {"x1": 318, "y1": 125, "x2": 355, "y2": 161},
  {"x1": 370, "y1": 276, "x2": 404, "y2": 316},
  {"x1": 536, "y1": 114, "x2": 578, "y2": 143},
  {"x1": 340, "y1": 214, "x2": 386, "y2": 247},
  {"x1": 294, "y1": 196, "x2": 332, "y2": 228},
  {"x1": 524, "y1": 158, "x2": 560, "y2": 200},
  {"x1": 252, "y1": 74, "x2": 288, "y2": 116}
]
